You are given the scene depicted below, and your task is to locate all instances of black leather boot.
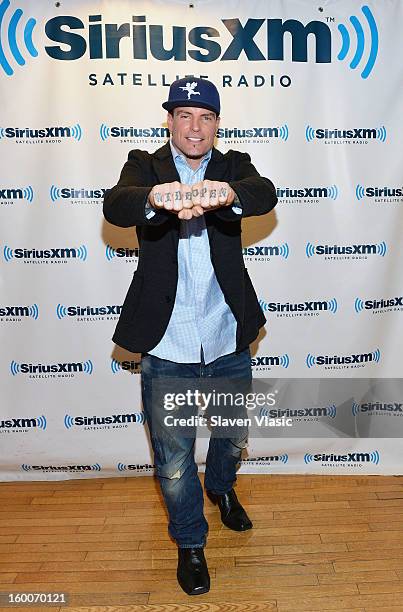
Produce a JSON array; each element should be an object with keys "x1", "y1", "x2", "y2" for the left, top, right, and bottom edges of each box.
[
  {"x1": 177, "y1": 547, "x2": 210, "y2": 595},
  {"x1": 206, "y1": 488, "x2": 253, "y2": 531}
]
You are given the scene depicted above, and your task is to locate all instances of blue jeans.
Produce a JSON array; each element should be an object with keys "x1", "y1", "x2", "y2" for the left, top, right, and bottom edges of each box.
[{"x1": 140, "y1": 347, "x2": 252, "y2": 548}]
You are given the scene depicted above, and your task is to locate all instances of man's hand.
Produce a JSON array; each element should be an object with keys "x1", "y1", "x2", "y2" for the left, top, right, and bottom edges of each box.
[
  {"x1": 191, "y1": 180, "x2": 235, "y2": 210},
  {"x1": 148, "y1": 180, "x2": 235, "y2": 220}
]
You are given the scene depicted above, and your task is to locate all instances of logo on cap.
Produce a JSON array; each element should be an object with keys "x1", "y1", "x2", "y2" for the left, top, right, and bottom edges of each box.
[{"x1": 180, "y1": 82, "x2": 200, "y2": 100}]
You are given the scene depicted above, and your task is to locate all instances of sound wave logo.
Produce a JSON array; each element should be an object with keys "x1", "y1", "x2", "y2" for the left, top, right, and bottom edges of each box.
[
  {"x1": 327, "y1": 405, "x2": 337, "y2": 418},
  {"x1": 337, "y1": 5, "x2": 378, "y2": 79},
  {"x1": 76, "y1": 245, "x2": 88, "y2": 260},
  {"x1": 352, "y1": 402, "x2": 360, "y2": 416},
  {"x1": 29, "y1": 303, "x2": 39, "y2": 319},
  {"x1": 376, "y1": 126, "x2": 387, "y2": 142},
  {"x1": 50, "y1": 185, "x2": 61, "y2": 202},
  {"x1": 356, "y1": 184, "x2": 365, "y2": 200},
  {"x1": 3, "y1": 245, "x2": 13, "y2": 261},
  {"x1": 279, "y1": 354, "x2": 289, "y2": 368},
  {"x1": 305, "y1": 126, "x2": 315, "y2": 142},
  {"x1": 70, "y1": 124, "x2": 82, "y2": 141},
  {"x1": 327, "y1": 185, "x2": 338, "y2": 200},
  {"x1": 306, "y1": 354, "x2": 317, "y2": 368},
  {"x1": 100, "y1": 123, "x2": 110, "y2": 141},
  {"x1": 327, "y1": 298, "x2": 338, "y2": 314},
  {"x1": 370, "y1": 450, "x2": 380, "y2": 465},
  {"x1": 105, "y1": 244, "x2": 116, "y2": 261},
  {"x1": 56, "y1": 304, "x2": 67, "y2": 319},
  {"x1": 377, "y1": 241, "x2": 387, "y2": 256},
  {"x1": 0, "y1": 1, "x2": 37, "y2": 77},
  {"x1": 278, "y1": 243, "x2": 289, "y2": 259},
  {"x1": 354, "y1": 298, "x2": 364, "y2": 313},
  {"x1": 111, "y1": 359, "x2": 121, "y2": 374},
  {"x1": 35, "y1": 415, "x2": 46, "y2": 430},
  {"x1": 278, "y1": 124, "x2": 289, "y2": 141},
  {"x1": 82, "y1": 360, "x2": 93, "y2": 374},
  {"x1": 64, "y1": 414, "x2": 74, "y2": 429},
  {"x1": 372, "y1": 348, "x2": 381, "y2": 363},
  {"x1": 10, "y1": 360, "x2": 20, "y2": 375},
  {"x1": 21, "y1": 464, "x2": 31, "y2": 471},
  {"x1": 23, "y1": 186, "x2": 34, "y2": 202},
  {"x1": 306, "y1": 242, "x2": 322, "y2": 258}
]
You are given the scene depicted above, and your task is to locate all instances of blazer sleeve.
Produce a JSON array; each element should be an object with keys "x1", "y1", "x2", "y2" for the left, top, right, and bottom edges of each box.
[
  {"x1": 103, "y1": 149, "x2": 170, "y2": 228},
  {"x1": 215, "y1": 151, "x2": 278, "y2": 222}
]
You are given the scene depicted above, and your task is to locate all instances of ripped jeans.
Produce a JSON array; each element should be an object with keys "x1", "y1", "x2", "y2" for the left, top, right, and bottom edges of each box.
[{"x1": 140, "y1": 347, "x2": 252, "y2": 548}]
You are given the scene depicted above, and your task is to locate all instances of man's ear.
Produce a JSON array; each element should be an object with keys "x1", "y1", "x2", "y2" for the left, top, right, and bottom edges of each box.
[{"x1": 167, "y1": 111, "x2": 173, "y2": 133}]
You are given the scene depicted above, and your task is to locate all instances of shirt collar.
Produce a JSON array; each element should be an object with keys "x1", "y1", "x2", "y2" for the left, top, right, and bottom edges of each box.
[{"x1": 169, "y1": 139, "x2": 212, "y2": 169}]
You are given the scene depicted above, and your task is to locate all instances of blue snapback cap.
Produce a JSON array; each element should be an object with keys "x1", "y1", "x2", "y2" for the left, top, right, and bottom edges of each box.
[{"x1": 162, "y1": 77, "x2": 220, "y2": 116}]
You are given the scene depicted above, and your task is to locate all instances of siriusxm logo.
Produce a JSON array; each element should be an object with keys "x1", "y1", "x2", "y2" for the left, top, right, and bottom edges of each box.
[
  {"x1": 306, "y1": 349, "x2": 381, "y2": 370},
  {"x1": 0, "y1": 415, "x2": 46, "y2": 432},
  {"x1": 243, "y1": 454, "x2": 288, "y2": 464},
  {"x1": 217, "y1": 125, "x2": 288, "y2": 142},
  {"x1": 105, "y1": 245, "x2": 139, "y2": 261},
  {"x1": 64, "y1": 412, "x2": 145, "y2": 430},
  {"x1": 306, "y1": 125, "x2": 386, "y2": 143},
  {"x1": 306, "y1": 241, "x2": 387, "y2": 259},
  {"x1": 117, "y1": 463, "x2": 154, "y2": 472},
  {"x1": 100, "y1": 124, "x2": 168, "y2": 141},
  {"x1": 0, "y1": 4, "x2": 378, "y2": 79},
  {"x1": 259, "y1": 298, "x2": 338, "y2": 317},
  {"x1": 111, "y1": 358, "x2": 141, "y2": 375},
  {"x1": 277, "y1": 185, "x2": 338, "y2": 203},
  {"x1": 356, "y1": 184, "x2": 403, "y2": 203},
  {"x1": 304, "y1": 450, "x2": 380, "y2": 465},
  {"x1": 243, "y1": 243, "x2": 289, "y2": 261},
  {"x1": 260, "y1": 405, "x2": 336, "y2": 420},
  {"x1": 0, "y1": 124, "x2": 82, "y2": 142},
  {"x1": 0, "y1": 186, "x2": 34, "y2": 203},
  {"x1": 355, "y1": 295, "x2": 403, "y2": 314},
  {"x1": 22, "y1": 463, "x2": 102, "y2": 472},
  {"x1": 50, "y1": 185, "x2": 106, "y2": 203},
  {"x1": 251, "y1": 354, "x2": 289, "y2": 370},
  {"x1": 3, "y1": 245, "x2": 88, "y2": 263},
  {"x1": 56, "y1": 303, "x2": 122, "y2": 321},
  {"x1": 352, "y1": 402, "x2": 403, "y2": 416},
  {"x1": 0, "y1": 304, "x2": 38, "y2": 320},
  {"x1": 10, "y1": 359, "x2": 94, "y2": 378}
]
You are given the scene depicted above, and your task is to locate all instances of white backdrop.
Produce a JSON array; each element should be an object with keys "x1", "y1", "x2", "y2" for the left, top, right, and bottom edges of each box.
[{"x1": 1, "y1": 0, "x2": 402, "y2": 480}]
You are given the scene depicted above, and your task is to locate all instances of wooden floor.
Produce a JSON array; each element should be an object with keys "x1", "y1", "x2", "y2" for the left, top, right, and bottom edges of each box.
[{"x1": 1, "y1": 473, "x2": 403, "y2": 611}]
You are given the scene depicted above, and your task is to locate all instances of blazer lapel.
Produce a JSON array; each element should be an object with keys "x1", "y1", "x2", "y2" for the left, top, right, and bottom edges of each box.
[{"x1": 152, "y1": 143, "x2": 180, "y2": 184}]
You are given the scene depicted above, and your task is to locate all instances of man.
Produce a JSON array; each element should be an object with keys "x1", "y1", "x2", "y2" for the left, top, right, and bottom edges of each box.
[{"x1": 103, "y1": 77, "x2": 277, "y2": 595}]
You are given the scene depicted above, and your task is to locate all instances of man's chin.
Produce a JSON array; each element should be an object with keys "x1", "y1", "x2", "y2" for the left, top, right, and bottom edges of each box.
[{"x1": 186, "y1": 153, "x2": 205, "y2": 160}]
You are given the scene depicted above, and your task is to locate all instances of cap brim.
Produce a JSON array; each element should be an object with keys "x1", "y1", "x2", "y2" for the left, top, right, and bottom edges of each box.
[{"x1": 162, "y1": 100, "x2": 219, "y2": 115}]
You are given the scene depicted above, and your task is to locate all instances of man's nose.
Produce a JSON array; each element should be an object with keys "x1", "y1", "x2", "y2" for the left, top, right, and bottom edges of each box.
[{"x1": 191, "y1": 117, "x2": 201, "y2": 132}]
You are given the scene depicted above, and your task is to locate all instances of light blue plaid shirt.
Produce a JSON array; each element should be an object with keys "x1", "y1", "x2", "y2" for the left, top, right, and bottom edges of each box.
[{"x1": 147, "y1": 142, "x2": 240, "y2": 364}]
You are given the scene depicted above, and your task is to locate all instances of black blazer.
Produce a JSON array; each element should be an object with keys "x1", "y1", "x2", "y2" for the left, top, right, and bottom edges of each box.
[{"x1": 103, "y1": 143, "x2": 277, "y2": 354}]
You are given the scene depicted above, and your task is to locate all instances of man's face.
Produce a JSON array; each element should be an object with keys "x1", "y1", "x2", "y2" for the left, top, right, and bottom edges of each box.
[{"x1": 167, "y1": 106, "x2": 219, "y2": 167}]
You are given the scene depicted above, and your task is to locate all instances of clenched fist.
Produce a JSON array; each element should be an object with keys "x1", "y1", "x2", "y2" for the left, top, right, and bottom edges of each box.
[{"x1": 148, "y1": 180, "x2": 236, "y2": 220}]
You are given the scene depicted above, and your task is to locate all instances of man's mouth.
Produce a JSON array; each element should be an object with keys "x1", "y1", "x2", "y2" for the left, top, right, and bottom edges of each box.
[{"x1": 186, "y1": 137, "x2": 203, "y2": 143}]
